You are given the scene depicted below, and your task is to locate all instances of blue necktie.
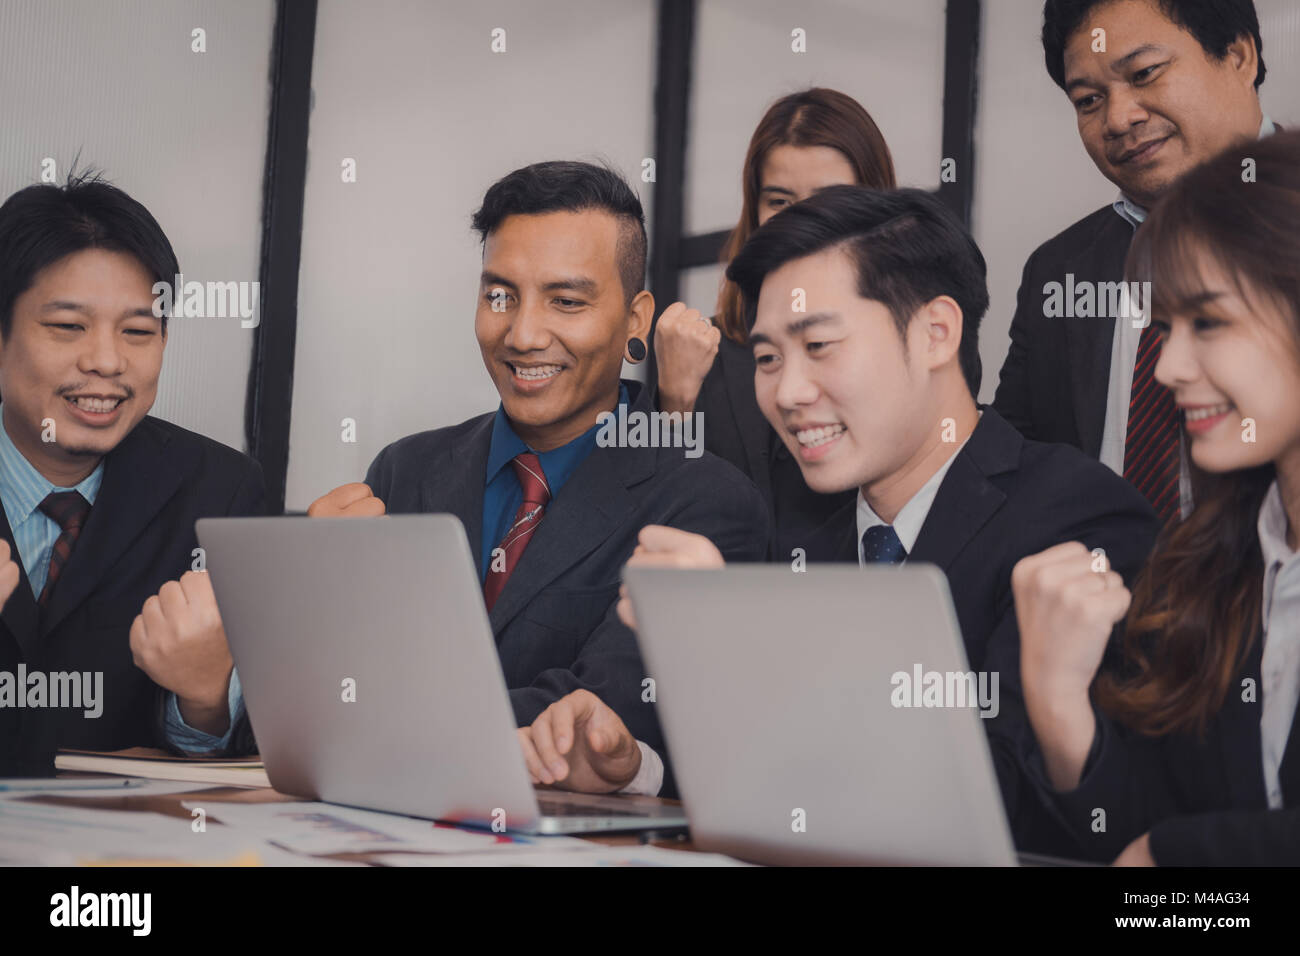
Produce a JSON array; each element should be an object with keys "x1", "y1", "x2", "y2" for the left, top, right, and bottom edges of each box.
[{"x1": 861, "y1": 525, "x2": 907, "y2": 565}]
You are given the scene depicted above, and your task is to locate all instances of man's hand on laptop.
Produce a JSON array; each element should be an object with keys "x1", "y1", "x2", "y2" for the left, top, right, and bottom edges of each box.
[
  {"x1": 518, "y1": 689, "x2": 641, "y2": 793},
  {"x1": 129, "y1": 570, "x2": 234, "y2": 736},
  {"x1": 617, "y1": 525, "x2": 725, "y2": 629},
  {"x1": 0, "y1": 540, "x2": 19, "y2": 612},
  {"x1": 307, "y1": 482, "x2": 386, "y2": 517}
]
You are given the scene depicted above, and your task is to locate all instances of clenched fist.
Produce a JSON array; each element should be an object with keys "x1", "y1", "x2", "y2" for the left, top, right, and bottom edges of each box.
[
  {"x1": 653, "y1": 302, "x2": 720, "y2": 416},
  {"x1": 617, "y1": 525, "x2": 726, "y2": 630},
  {"x1": 307, "y1": 481, "x2": 386, "y2": 518},
  {"x1": 1011, "y1": 541, "x2": 1132, "y2": 790},
  {"x1": 130, "y1": 570, "x2": 234, "y2": 736},
  {"x1": 0, "y1": 540, "x2": 20, "y2": 613}
]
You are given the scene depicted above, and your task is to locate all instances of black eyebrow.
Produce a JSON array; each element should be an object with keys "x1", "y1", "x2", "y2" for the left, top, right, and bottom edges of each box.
[
  {"x1": 40, "y1": 301, "x2": 158, "y2": 320},
  {"x1": 540, "y1": 277, "x2": 598, "y2": 296},
  {"x1": 480, "y1": 272, "x2": 517, "y2": 291},
  {"x1": 40, "y1": 300, "x2": 92, "y2": 315},
  {"x1": 759, "y1": 186, "x2": 796, "y2": 196},
  {"x1": 750, "y1": 311, "x2": 841, "y2": 347},
  {"x1": 1065, "y1": 43, "x2": 1165, "y2": 93}
]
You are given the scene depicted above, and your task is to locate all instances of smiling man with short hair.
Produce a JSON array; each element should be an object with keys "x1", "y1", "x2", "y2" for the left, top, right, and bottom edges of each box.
[
  {"x1": 994, "y1": 0, "x2": 1275, "y2": 523},
  {"x1": 0, "y1": 174, "x2": 266, "y2": 773}
]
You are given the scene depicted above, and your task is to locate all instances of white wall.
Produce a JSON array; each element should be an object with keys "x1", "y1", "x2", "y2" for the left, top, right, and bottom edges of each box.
[
  {"x1": 287, "y1": 0, "x2": 657, "y2": 508},
  {"x1": 0, "y1": 0, "x2": 275, "y2": 451}
]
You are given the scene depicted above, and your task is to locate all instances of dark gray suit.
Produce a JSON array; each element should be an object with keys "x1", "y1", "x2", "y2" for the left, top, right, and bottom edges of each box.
[{"x1": 363, "y1": 379, "x2": 770, "y2": 774}]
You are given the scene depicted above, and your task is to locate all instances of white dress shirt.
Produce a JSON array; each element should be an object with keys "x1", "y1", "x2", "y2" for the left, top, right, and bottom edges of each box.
[
  {"x1": 1099, "y1": 115, "x2": 1276, "y2": 520},
  {"x1": 1257, "y1": 480, "x2": 1300, "y2": 810},
  {"x1": 856, "y1": 420, "x2": 977, "y2": 562}
]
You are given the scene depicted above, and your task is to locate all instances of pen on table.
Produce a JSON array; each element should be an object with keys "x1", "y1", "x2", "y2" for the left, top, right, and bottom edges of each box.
[{"x1": 0, "y1": 778, "x2": 147, "y2": 792}]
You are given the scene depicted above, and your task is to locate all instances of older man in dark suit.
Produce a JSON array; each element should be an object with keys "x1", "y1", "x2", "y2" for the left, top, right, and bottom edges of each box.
[{"x1": 992, "y1": 0, "x2": 1277, "y2": 524}]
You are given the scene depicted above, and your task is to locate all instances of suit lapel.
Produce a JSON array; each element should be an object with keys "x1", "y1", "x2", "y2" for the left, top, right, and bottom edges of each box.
[
  {"x1": 718, "y1": 339, "x2": 771, "y2": 500},
  {"x1": 486, "y1": 388, "x2": 656, "y2": 634},
  {"x1": 909, "y1": 409, "x2": 1016, "y2": 571},
  {"x1": 40, "y1": 420, "x2": 188, "y2": 636},
  {"x1": 0, "y1": 506, "x2": 40, "y2": 658},
  {"x1": 1064, "y1": 215, "x2": 1133, "y2": 458},
  {"x1": 419, "y1": 415, "x2": 492, "y2": 573},
  {"x1": 1063, "y1": 315, "x2": 1114, "y2": 459}
]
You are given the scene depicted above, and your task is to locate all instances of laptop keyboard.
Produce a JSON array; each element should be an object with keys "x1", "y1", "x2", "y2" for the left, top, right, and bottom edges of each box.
[{"x1": 537, "y1": 797, "x2": 644, "y2": 818}]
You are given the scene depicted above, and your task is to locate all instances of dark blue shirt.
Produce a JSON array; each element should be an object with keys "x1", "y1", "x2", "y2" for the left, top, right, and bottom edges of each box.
[{"x1": 479, "y1": 382, "x2": 629, "y2": 580}]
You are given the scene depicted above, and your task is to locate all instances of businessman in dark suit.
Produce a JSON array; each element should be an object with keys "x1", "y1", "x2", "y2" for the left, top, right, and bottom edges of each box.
[
  {"x1": 533, "y1": 186, "x2": 1160, "y2": 853},
  {"x1": 992, "y1": 0, "x2": 1275, "y2": 522},
  {"x1": 304, "y1": 161, "x2": 769, "y2": 797},
  {"x1": 0, "y1": 175, "x2": 266, "y2": 775}
]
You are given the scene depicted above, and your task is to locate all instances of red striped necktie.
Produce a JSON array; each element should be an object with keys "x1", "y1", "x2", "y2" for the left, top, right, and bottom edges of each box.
[
  {"x1": 37, "y1": 490, "x2": 92, "y2": 607},
  {"x1": 483, "y1": 452, "x2": 551, "y2": 612},
  {"x1": 1123, "y1": 322, "x2": 1180, "y2": 523}
]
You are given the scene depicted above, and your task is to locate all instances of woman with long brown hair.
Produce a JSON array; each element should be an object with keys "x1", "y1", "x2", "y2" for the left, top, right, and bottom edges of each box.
[
  {"x1": 650, "y1": 88, "x2": 895, "y2": 556},
  {"x1": 1012, "y1": 129, "x2": 1300, "y2": 865}
]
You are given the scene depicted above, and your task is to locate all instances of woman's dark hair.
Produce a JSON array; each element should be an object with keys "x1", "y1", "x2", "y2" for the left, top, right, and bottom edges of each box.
[
  {"x1": 1042, "y1": 0, "x2": 1266, "y2": 91},
  {"x1": 471, "y1": 159, "x2": 647, "y2": 306},
  {"x1": 715, "y1": 88, "x2": 896, "y2": 343},
  {"x1": 1096, "y1": 130, "x2": 1300, "y2": 736},
  {"x1": 0, "y1": 169, "x2": 180, "y2": 337},
  {"x1": 726, "y1": 185, "x2": 987, "y2": 399}
]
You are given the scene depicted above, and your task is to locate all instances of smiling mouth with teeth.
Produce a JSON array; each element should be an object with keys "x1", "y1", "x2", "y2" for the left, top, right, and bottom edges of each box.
[
  {"x1": 510, "y1": 363, "x2": 563, "y2": 382},
  {"x1": 794, "y1": 423, "x2": 846, "y2": 447},
  {"x1": 67, "y1": 395, "x2": 126, "y2": 413},
  {"x1": 1183, "y1": 403, "x2": 1234, "y2": 422}
]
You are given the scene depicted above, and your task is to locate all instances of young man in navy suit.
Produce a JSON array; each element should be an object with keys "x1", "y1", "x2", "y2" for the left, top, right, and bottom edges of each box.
[
  {"x1": 0, "y1": 175, "x2": 266, "y2": 774},
  {"x1": 298, "y1": 161, "x2": 769, "y2": 797},
  {"x1": 528, "y1": 186, "x2": 1161, "y2": 853}
]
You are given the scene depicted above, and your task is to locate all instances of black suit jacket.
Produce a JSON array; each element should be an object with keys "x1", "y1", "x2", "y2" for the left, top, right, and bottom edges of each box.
[
  {"x1": 655, "y1": 334, "x2": 854, "y2": 558},
  {"x1": 363, "y1": 379, "x2": 770, "y2": 791},
  {"x1": 800, "y1": 407, "x2": 1161, "y2": 852},
  {"x1": 1024, "y1": 632, "x2": 1300, "y2": 865},
  {"x1": 992, "y1": 206, "x2": 1134, "y2": 458},
  {"x1": 0, "y1": 416, "x2": 266, "y2": 774}
]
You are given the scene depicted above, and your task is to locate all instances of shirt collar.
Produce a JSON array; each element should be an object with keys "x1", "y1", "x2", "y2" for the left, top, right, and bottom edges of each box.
[
  {"x1": 1113, "y1": 115, "x2": 1276, "y2": 230},
  {"x1": 1257, "y1": 479, "x2": 1298, "y2": 631},
  {"x1": 0, "y1": 405, "x2": 105, "y2": 526},
  {"x1": 856, "y1": 413, "x2": 979, "y2": 557},
  {"x1": 485, "y1": 381, "x2": 630, "y2": 487}
]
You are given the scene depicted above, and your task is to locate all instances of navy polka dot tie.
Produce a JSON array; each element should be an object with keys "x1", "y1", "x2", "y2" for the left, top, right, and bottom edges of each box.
[{"x1": 861, "y1": 525, "x2": 907, "y2": 565}]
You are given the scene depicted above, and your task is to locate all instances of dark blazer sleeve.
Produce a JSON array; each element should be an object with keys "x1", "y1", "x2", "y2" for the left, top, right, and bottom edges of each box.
[
  {"x1": 995, "y1": 456, "x2": 1160, "y2": 852},
  {"x1": 505, "y1": 469, "x2": 770, "y2": 751},
  {"x1": 1149, "y1": 807, "x2": 1300, "y2": 866},
  {"x1": 991, "y1": 247, "x2": 1042, "y2": 440},
  {"x1": 155, "y1": 456, "x2": 268, "y2": 758}
]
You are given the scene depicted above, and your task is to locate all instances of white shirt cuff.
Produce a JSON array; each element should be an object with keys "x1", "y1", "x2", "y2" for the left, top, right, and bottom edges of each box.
[{"x1": 619, "y1": 740, "x2": 664, "y2": 796}]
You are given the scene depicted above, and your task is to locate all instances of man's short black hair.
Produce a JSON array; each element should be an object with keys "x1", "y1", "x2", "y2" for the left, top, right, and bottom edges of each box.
[
  {"x1": 726, "y1": 185, "x2": 988, "y2": 399},
  {"x1": 471, "y1": 160, "x2": 647, "y2": 306},
  {"x1": 0, "y1": 170, "x2": 179, "y2": 339},
  {"x1": 1042, "y1": 0, "x2": 1265, "y2": 91}
]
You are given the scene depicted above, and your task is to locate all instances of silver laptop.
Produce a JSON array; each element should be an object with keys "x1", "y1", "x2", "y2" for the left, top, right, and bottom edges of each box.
[
  {"x1": 624, "y1": 564, "x2": 1018, "y2": 865},
  {"x1": 195, "y1": 514, "x2": 686, "y2": 835}
]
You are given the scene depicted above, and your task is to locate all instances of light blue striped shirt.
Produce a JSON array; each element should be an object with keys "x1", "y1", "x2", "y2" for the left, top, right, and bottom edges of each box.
[{"x1": 0, "y1": 405, "x2": 104, "y2": 599}]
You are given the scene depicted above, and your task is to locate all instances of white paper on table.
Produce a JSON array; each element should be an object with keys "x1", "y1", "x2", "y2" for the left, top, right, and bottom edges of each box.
[
  {"x1": 0, "y1": 778, "x2": 242, "y2": 801},
  {"x1": 183, "y1": 800, "x2": 594, "y2": 856},
  {"x1": 0, "y1": 799, "x2": 349, "y2": 866}
]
